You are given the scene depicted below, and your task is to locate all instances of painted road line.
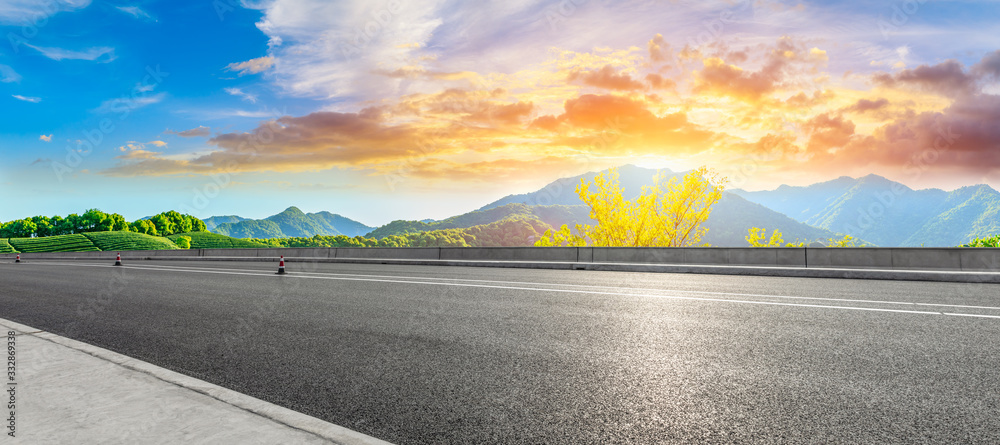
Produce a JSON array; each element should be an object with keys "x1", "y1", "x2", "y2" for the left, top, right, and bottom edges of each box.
[
  {"x1": 21, "y1": 261, "x2": 999, "y2": 320},
  {"x1": 65, "y1": 261, "x2": 1000, "y2": 312}
]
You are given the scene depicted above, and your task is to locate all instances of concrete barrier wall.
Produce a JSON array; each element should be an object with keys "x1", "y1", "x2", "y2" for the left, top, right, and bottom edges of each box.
[
  {"x1": 441, "y1": 247, "x2": 579, "y2": 262},
  {"x1": 334, "y1": 248, "x2": 440, "y2": 260},
  {"x1": 4, "y1": 247, "x2": 1000, "y2": 272}
]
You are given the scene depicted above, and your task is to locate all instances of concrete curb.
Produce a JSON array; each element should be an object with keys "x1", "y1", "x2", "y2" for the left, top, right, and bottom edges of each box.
[
  {"x1": 1, "y1": 318, "x2": 393, "y2": 445},
  {"x1": 35, "y1": 255, "x2": 1000, "y2": 284}
]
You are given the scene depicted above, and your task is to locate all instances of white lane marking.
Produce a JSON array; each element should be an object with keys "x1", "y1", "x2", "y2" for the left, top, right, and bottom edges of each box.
[
  {"x1": 84, "y1": 261, "x2": 1000, "y2": 312},
  {"x1": 944, "y1": 313, "x2": 1000, "y2": 319},
  {"x1": 24, "y1": 261, "x2": 997, "y2": 319}
]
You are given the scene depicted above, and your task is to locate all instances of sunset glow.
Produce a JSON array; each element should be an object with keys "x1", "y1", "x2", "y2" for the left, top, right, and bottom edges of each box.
[{"x1": 2, "y1": 0, "x2": 999, "y2": 224}]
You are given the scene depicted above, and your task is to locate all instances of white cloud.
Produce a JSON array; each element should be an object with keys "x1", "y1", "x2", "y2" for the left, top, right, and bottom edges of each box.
[
  {"x1": 95, "y1": 92, "x2": 167, "y2": 114},
  {"x1": 0, "y1": 0, "x2": 90, "y2": 25},
  {"x1": 224, "y1": 87, "x2": 258, "y2": 103},
  {"x1": 117, "y1": 140, "x2": 166, "y2": 152},
  {"x1": 115, "y1": 6, "x2": 153, "y2": 20},
  {"x1": 25, "y1": 44, "x2": 116, "y2": 62},
  {"x1": 167, "y1": 126, "x2": 212, "y2": 137},
  {"x1": 248, "y1": 0, "x2": 449, "y2": 99},
  {"x1": 39, "y1": 134, "x2": 52, "y2": 142},
  {"x1": 225, "y1": 57, "x2": 274, "y2": 75},
  {"x1": 0, "y1": 65, "x2": 21, "y2": 83},
  {"x1": 13, "y1": 94, "x2": 40, "y2": 103}
]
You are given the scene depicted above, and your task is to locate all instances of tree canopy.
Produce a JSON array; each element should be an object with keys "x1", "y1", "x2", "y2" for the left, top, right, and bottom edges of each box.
[{"x1": 0, "y1": 209, "x2": 206, "y2": 238}]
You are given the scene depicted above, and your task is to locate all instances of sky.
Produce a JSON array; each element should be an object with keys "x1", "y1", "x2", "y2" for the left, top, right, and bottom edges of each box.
[{"x1": 1, "y1": 0, "x2": 1000, "y2": 225}]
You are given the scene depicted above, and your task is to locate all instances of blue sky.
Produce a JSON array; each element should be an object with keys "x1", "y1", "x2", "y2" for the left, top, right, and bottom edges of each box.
[{"x1": 2, "y1": 0, "x2": 1000, "y2": 225}]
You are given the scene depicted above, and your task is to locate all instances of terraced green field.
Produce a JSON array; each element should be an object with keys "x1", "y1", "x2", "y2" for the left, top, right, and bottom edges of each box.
[
  {"x1": 0, "y1": 239, "x2": 16, "y2": 253},
  {"x1": 83, "y1": 232, "x2": 180, "y2": 251},
  {"x1": 168, "y1": 232, "x2": 267, "y2": 249},
  {"x1": 8, "y1": 234, "x2": 101, "y2": 253}
]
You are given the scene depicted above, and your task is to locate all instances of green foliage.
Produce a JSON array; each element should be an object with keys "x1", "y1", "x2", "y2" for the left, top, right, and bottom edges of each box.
[
  {"x1": 0, "y1": 239, "x2": 16, "y2": 254},
  {"x1": 8, "y1": 234, "x2": 100, "y2": 253},
  {"x1": 168, "y1": 232, "x2": 267, "y2": 249},
  {"x1": 83, "y1": 232, "x2": 180, "y2": 251},
  {"x1": 146, "y1": 211, "x2": 205, "y2": 236},
  {"x1": 962, "y1": 234, "x2": 1000, "y2": 247},
  {"x1": 174, "y1": 236, "x2": 192, "y2": 249},
  {"x1": 1, "y1": 209, "x2": 205, "y2": 239}
]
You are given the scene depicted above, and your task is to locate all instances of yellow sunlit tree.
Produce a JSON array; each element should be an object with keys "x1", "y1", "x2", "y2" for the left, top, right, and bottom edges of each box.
[
  {"x1": 535, "y1": 167, "x2": 726, "y2": 247},
  {"x1": 748, "y1": 229, "x2": 862, "y2": 247},
  {"x1": 746, "y1": 227, "x2": 784, "y2": 247}
]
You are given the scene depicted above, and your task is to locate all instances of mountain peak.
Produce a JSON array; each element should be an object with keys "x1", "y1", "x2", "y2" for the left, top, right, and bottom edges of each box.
[{"x1": 281, "y1": 206, "x2": 305, "y2": 215}]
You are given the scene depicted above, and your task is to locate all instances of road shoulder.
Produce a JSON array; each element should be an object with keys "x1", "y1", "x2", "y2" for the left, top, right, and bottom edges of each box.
[{"x1": 1, "y1": 317, "x2": 392, "y2": 445}]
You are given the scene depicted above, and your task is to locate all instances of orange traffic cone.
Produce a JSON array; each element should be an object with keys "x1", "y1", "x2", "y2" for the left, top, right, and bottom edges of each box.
[
  {"x1": 276, "y1": 255, "x2": 286, "y2": 275},
  {"x1": 15, "y1": 254, "x2": 20, "y2": 263},
  {"x1": 114, "y1": 253, "x2": 122, "y2": 266}
]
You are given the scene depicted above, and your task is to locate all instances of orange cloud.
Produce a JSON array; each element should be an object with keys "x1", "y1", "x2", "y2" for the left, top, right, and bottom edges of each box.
[
  {"x1": 694, "y1": 38, "x2": 827, "y2": 102},
  {"x1": 803, "y1": 113, "x2": 856, "y2": 153},
  {"x1": 648, "y1": 33, "x2": 670, "y2": 62},
  {"x1": 567, "y1": 65, "x2": 645, "y2": 91}
]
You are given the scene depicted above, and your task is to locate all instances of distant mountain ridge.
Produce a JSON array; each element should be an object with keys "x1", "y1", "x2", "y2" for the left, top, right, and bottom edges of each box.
[
  {"x1": 473, "y1": 165, "x2": 839, "y2": 246},
  {"x1": 208, "y1": 206, "x2": 374, "y2": 239},
  {"x1": 733, "y1": 175, "x2": 1000, "y2": 246},
  {"x1": 203, "y1": 215, "x2": 246, "y2": 231},
  {"x1": 200, "y1": 167, "x2": 1000, "y2": 247}
]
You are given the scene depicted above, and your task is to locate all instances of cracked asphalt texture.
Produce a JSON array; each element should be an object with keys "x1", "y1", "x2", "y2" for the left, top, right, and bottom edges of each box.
[{"x1": 2, "y1": 259, "x2": 999, "y2": 444}]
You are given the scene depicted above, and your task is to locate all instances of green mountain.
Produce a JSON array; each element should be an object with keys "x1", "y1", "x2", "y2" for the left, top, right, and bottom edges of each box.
[
  {"x1": 365, "y1": 203, "x2": 591, "y2": 239},
  {"x1": 471, "y1": 166, "x2": 840, "y2": 246},
  {"x1": 733, "y1": 176, "x2": 1000, "y2": 246},
  {"x1": 210, "y1": 206, "x2": 374, "y2": 239},
  {"x1": 369, "y1": 166, "x2": 840, "y2": 246},
  {"x1": 203, "y1": 215, "x2": 246, "y2": 231}
]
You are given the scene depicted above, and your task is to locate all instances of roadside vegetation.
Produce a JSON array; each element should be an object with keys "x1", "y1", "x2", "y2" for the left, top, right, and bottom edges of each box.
[
  {"x1": 168, "y1": 232, "x2": 267, "y2": 249},
  {"x1": 83, "y1": 232, "x2": 180, "y2": 251},
  {"x1": 962, "y1": 234, "x2": 1000, "y2": 247},
  {"x1": 0, "y1": 209, "x2": 206, "y2": 238},
  {"x1": 8, "y1": 234, "x2": 101, "y2": 253},
  {"x1": 0, "y1": 239, "x2": 16, "y2": 254},
  {"x1": 250, "y1": 215, "x2": 550, "y2": 248},
  {"x1": 747, "y1": 228, "x2": 861, "y2": 247}
]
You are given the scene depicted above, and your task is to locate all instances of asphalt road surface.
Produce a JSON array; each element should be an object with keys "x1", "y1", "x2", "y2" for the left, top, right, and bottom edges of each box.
[{"x1": 2, "y1": 259, "x2": 999, "y2": 444}]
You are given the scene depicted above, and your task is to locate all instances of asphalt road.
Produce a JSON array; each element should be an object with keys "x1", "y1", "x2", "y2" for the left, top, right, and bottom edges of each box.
[{"x1": 2, "y1": 259, "x2": 1000, "y2": 444}]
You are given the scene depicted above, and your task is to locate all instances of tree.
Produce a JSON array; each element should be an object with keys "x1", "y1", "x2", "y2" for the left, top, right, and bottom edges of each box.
[
  {"x1": 30, "y1": 216, "x2": 52, "y2": 237},
  {"x1": 747, "y1": 228, "x2": 784, "y2": 247},
  {"x1": 536, "y1": 167, "x2": 726, "y2": 247},
  {"x1": 130, "y1": 219, "x2": 159, "y2": 236},
  {"x1": 4, "y1": 219, "x2": 37, "y2": 238},
  {"x1": 188, "y1": 216, "x2": 207, "y2": 232},
  {"x1": 174, "y1": 236, "x2": 192, "y2": 249},
  {"x1": 535, "y1": 224, "x2": 586, "y2": 247}
]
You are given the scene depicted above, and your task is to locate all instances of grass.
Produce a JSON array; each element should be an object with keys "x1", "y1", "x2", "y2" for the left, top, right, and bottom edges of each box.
[
  {"x1": 0, "y1": 239, "x2": 16, "y2": 254},
  {"x1": 82, "y1": 232, "x2": 180, "y2": 251},
  {"x1": 168, "y1": 232, "x2": 267, "y2": 249},
  {"x1": 8, "y1": 234, "x2": 101, "y2": 253}
]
